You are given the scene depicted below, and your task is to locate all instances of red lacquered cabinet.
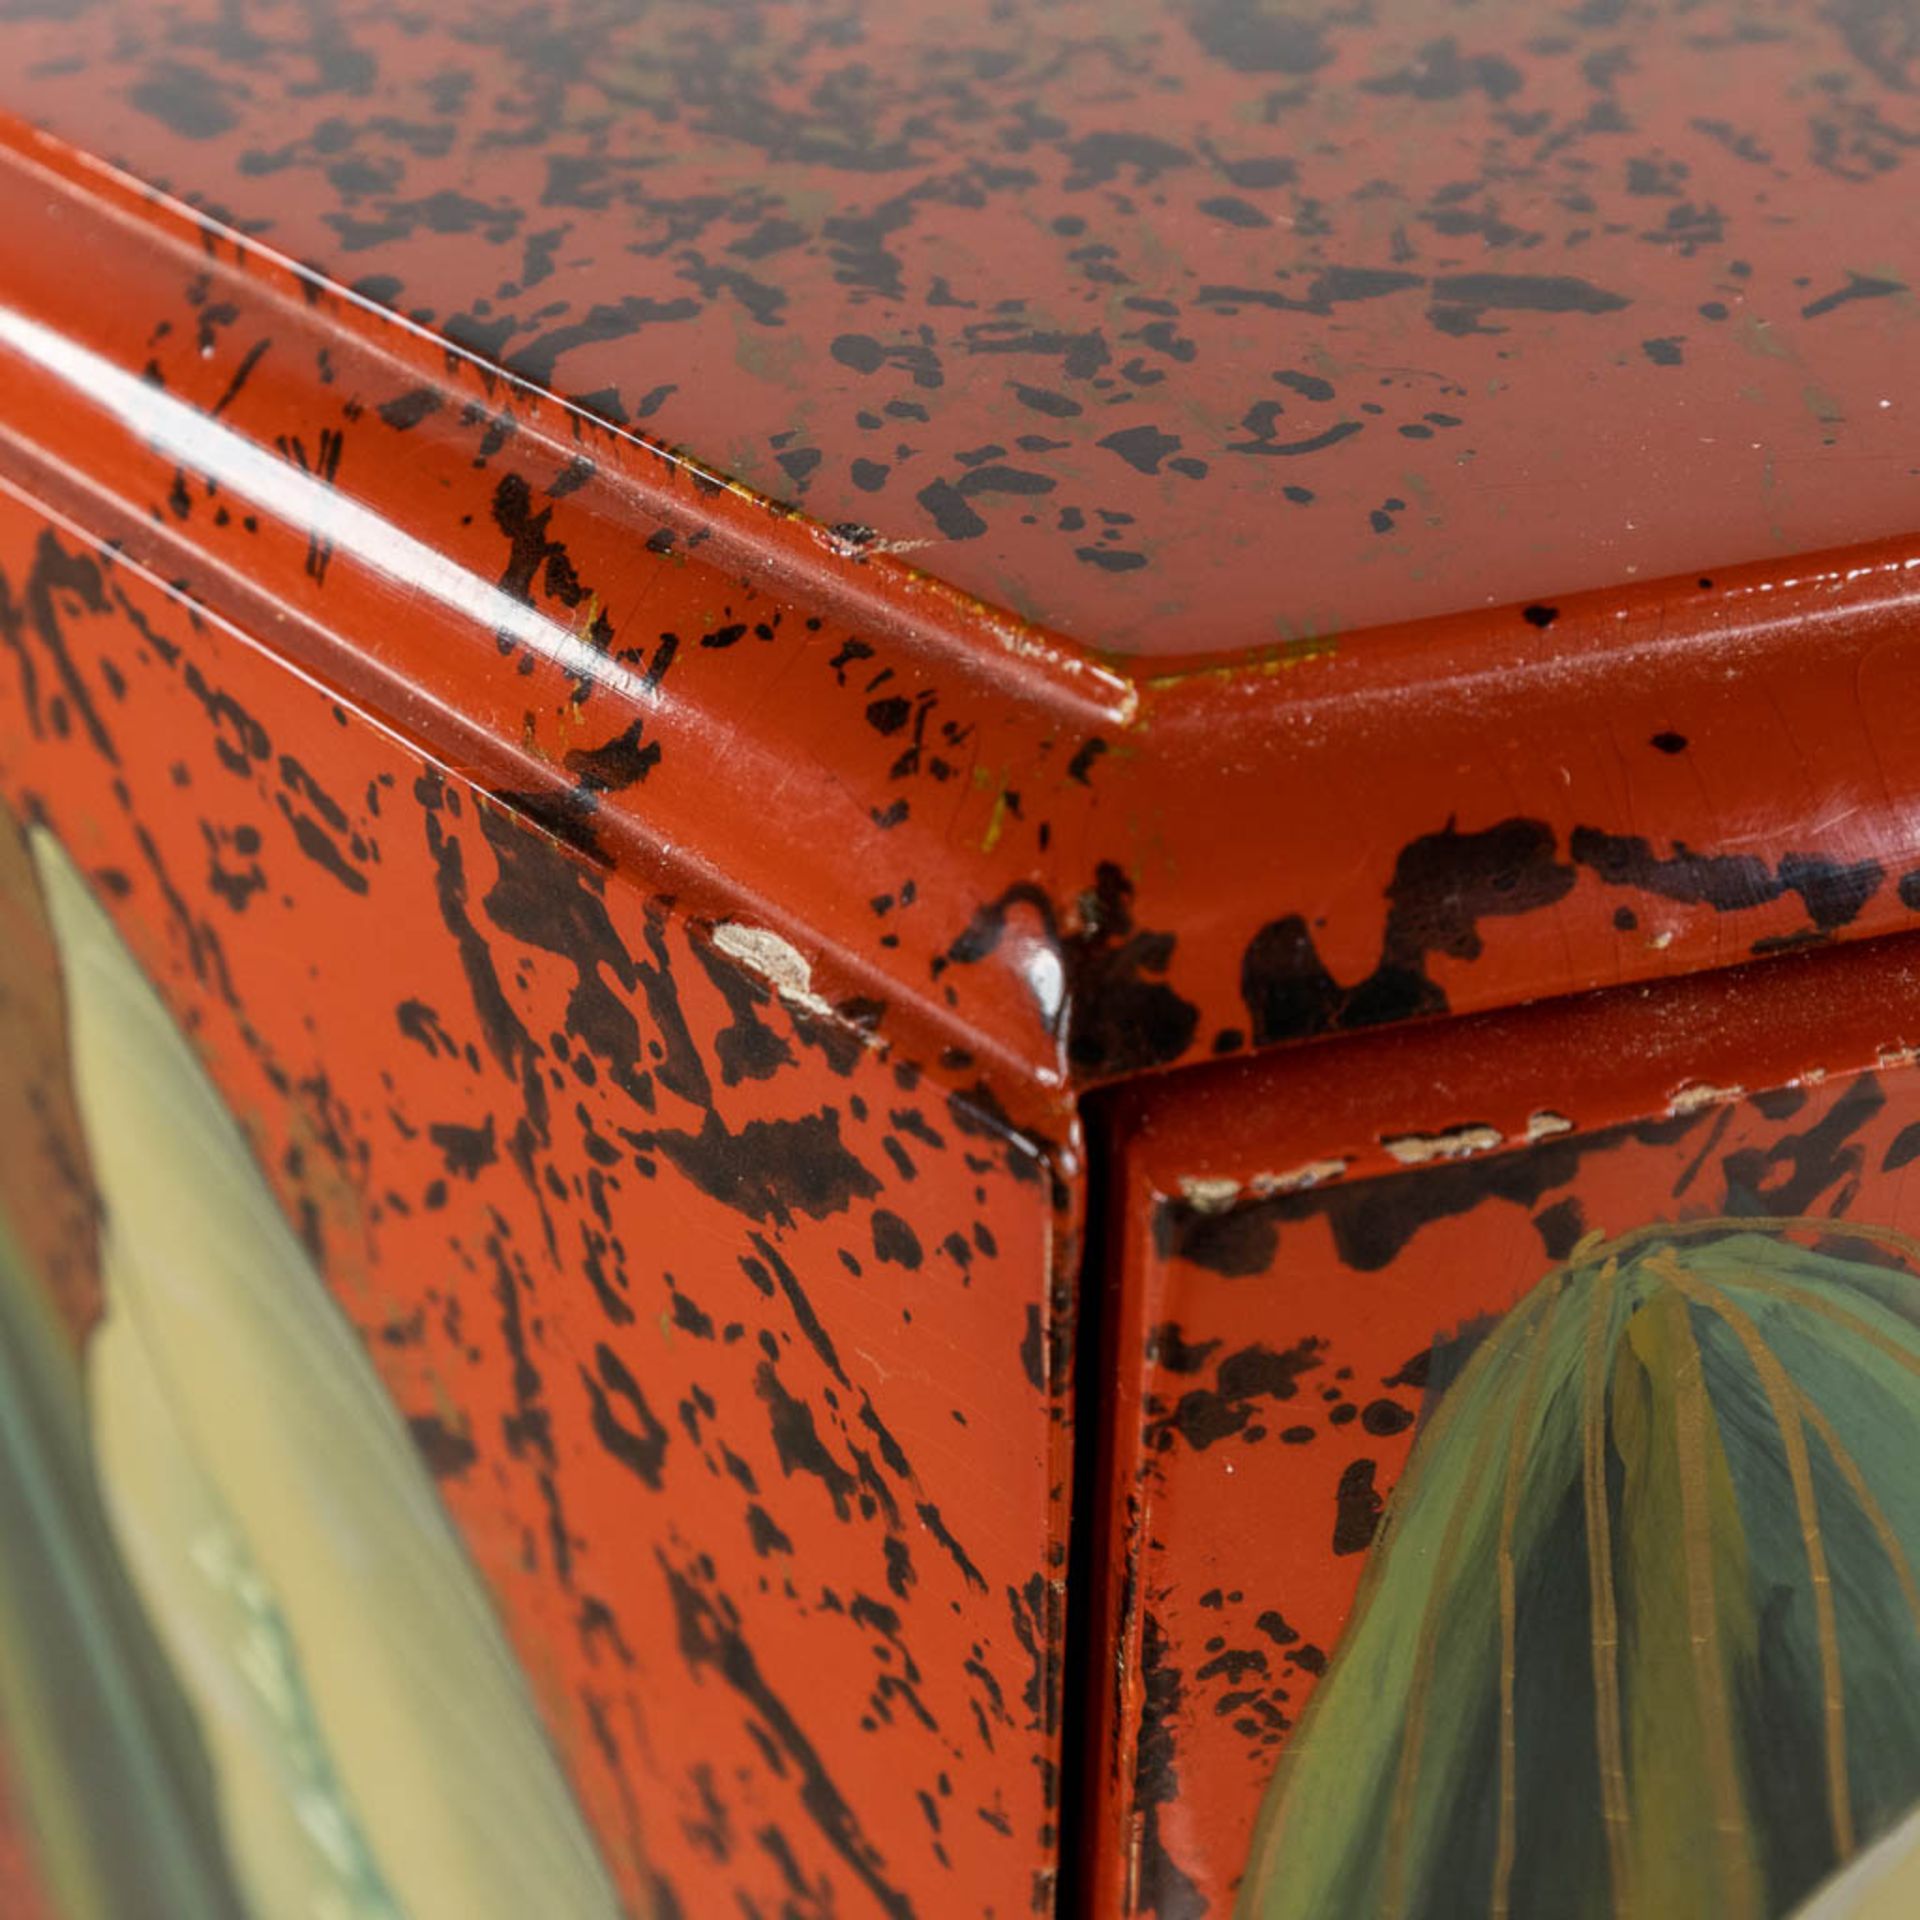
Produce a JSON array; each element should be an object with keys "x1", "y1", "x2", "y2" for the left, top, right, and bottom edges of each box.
[{"x1": 3, "y1": 4, "x2": 1920, "y2": 1918}]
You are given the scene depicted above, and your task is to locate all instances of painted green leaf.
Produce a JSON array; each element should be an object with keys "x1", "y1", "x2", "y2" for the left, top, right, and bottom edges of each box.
[
  {"x1": 0, "y1": 1211, "x2": 250, "y2": 1920},
  {"x1": 14, "y1": 825, "x2": 626, "y2": 1920},
  {"x1": 1238, "y1": 1221, "x2": 1920, "y2": 1920}
]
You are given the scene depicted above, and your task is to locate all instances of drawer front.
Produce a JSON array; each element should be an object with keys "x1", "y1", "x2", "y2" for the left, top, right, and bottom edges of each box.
[
  {"x1": 1092, "y1": 934, "x2": 1920, "y2": 1918},
  {"x1": 0, "y1": 491, "x2": 1073, "y2": 1919}
]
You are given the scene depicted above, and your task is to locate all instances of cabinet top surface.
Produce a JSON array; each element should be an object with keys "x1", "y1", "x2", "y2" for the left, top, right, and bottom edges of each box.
[{"x1": 6, "y1": 0, "x2": 1919, "y2": 661}]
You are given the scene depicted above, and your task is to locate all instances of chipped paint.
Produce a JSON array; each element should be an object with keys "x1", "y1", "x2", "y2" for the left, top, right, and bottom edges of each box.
[
  {"x1": 710, "y1": 921, "x2": 838, "y2": 1022},
  {"x1": 1176, "y1": 1176, "x2": 1243, "y2": 1215},
  {"x1": 0, "y1": 521, "x2": 1077, "y2": 1919},
  {"x1": 1380, "y1": 1125, "x2": 1504, "y2": 1167},
  {"x1": 0, "y1": 118, "x2": 1916, "y2": 1108},
  {"x1": 1100, "y1": 939, "x2": 1920, "y2": 1914},
  {"x1": 10, "y1": 7, "x2": 1920, "y2": 1914},
  {"x1": 1249, "y1": 1158, "x2": 1351, "y2": 1197},
  {"x1": 1669, "y1": 1082, "x2": 1746, "y2": 1115}
]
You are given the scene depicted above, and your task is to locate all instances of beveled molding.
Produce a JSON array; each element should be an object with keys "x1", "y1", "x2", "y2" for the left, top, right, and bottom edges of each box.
[{"x1": 8, "y1": 113, "x2": 1920, "y2": 1132}]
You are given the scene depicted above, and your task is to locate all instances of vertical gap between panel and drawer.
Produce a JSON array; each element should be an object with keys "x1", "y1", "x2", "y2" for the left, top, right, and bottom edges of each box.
[{"x1": 1052, "y1": 1088, "x2": 1121, "y2": 1920}]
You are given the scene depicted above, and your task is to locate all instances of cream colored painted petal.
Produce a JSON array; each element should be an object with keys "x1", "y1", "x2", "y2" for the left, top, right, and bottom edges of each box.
[
  {"x1": 1792, "y1": 1805, "x2": 1920, "y2": 1919},
  {"x1": 31, "y1": 828, "x2": 626, "y2": 1920},
  {"x1": 93, "y1": 1273, "x2": 398, "y2": 1920}
]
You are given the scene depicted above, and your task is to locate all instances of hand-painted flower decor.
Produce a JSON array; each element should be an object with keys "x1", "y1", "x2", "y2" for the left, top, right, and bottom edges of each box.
[{"x1": 1241, "y1": 1219, "x2": 1920, "y2": 1920}]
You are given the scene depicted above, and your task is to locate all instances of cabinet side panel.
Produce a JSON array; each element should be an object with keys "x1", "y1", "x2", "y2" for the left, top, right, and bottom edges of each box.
[
  {"x1": 0, "y1": 494, "x2": 1074, "y2": 1919},
  {"x1": 1090, "y1": 943, "x2": 1920, "y2": 1916}
]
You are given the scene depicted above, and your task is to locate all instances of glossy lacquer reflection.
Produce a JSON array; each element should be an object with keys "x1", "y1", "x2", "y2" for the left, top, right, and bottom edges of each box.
[
  {"x1": 1239, "y1": 1221, "x2": 1920, "y2": 1920},
  {"x1": 0, "y1": 809, "x2": 623, "y2": 1920}
]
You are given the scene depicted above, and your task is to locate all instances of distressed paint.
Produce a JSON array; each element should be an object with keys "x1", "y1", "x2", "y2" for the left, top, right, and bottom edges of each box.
[
  {"x1": 0, "y1": 492, "x2": 1078, "y2": 1917},
  {"x1": 2, "y1": 0, "x2": 1919, "y2": 656},
  {"x1": 1096, "y1": 931, "x2": 1920, "y2": 1916},
  {"x1": 4, "y1": 4, "x2": 1920, "y2": 1915},
  {"x1": 1, "y1": 12, "x2": 1920, "y2": 1100}
]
